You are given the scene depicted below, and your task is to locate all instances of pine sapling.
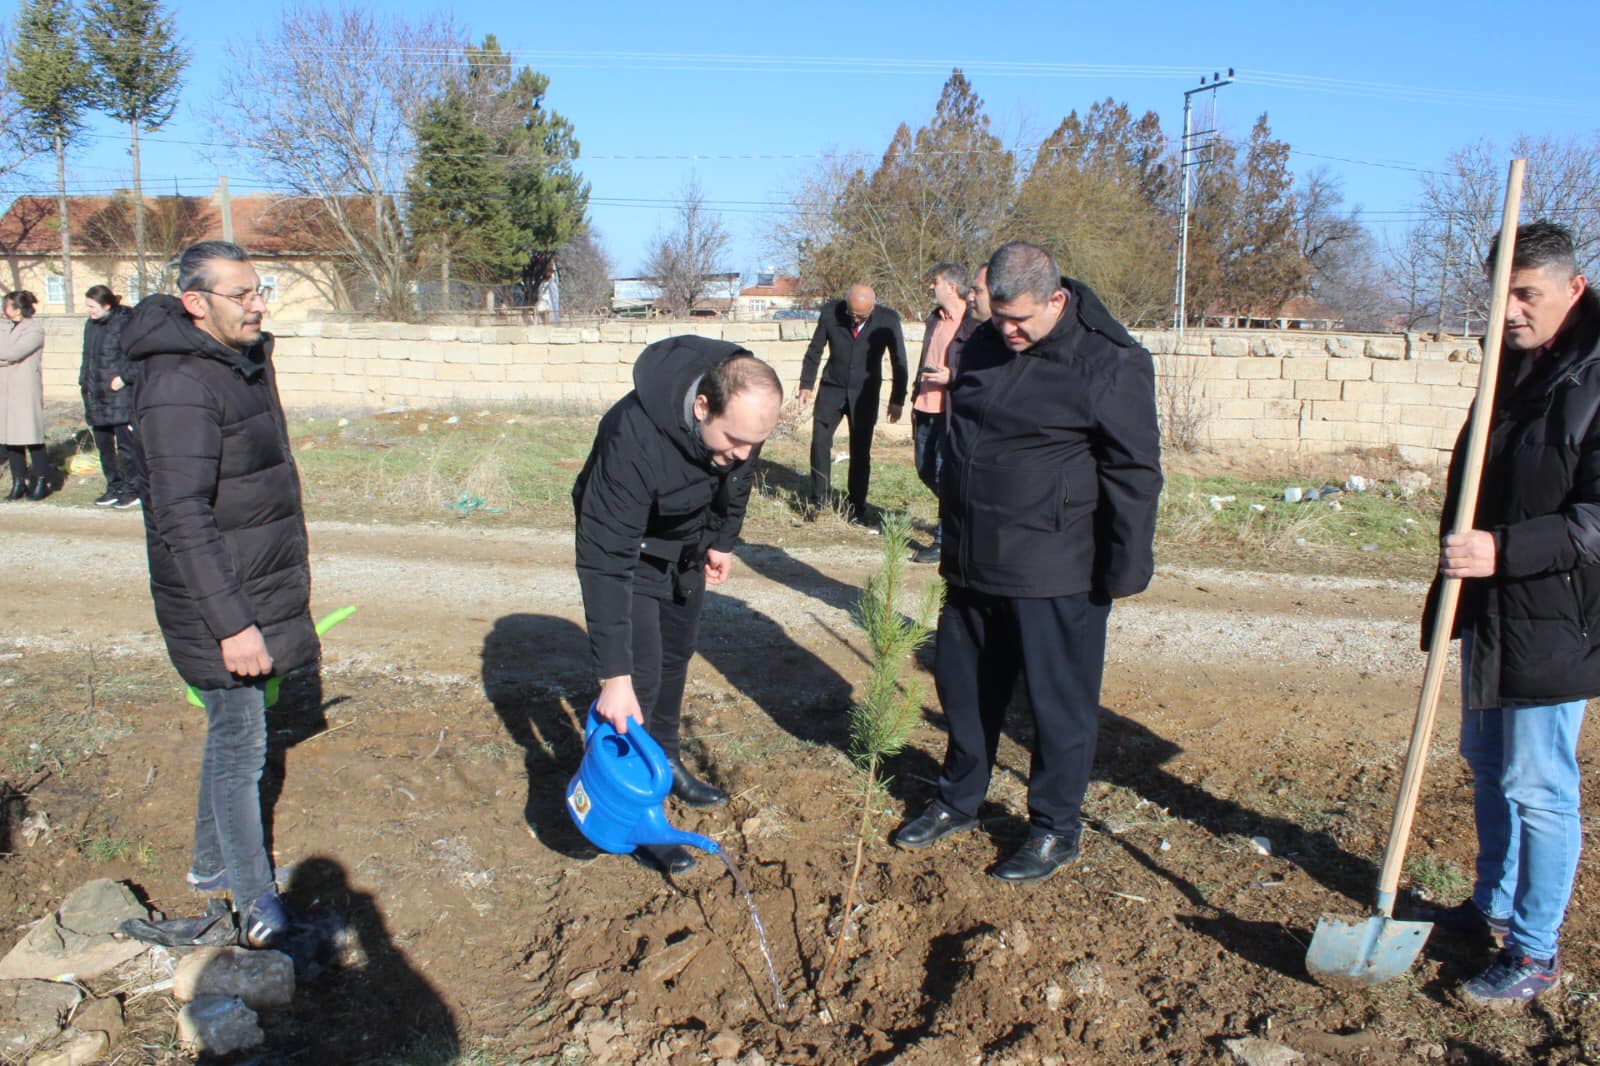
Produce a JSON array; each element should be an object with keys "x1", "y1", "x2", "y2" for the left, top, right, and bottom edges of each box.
[{"x1": 818, "y1": 513, "x2": 942, "y2": 995}]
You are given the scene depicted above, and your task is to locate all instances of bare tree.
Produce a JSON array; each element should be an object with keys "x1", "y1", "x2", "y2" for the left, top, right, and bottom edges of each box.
[
  {"x1": 642, "y1": 176, "x2": 730, "y2": 316},
  {"x1": 214, "y1": 6, "x2": 463, "y2": 317},
  {"x1": 555, "y1": 228, "x2": 614, "y2": 312},
  {"x1": 0, "y1": 32, "x2": 43, "y2": 198},
  {"x1": 1408, "y1": 132, "x2": 1600, "y2": 327}
]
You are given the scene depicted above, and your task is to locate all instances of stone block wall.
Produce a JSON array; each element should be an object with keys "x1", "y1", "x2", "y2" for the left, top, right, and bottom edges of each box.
[{"x1": 33, "y1": 316, "x2": 1483, "y2": 469}]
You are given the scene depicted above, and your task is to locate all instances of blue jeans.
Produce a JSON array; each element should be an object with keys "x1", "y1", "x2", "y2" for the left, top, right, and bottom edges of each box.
[
  {"x1": 1459, "y1": 635, "x2": 1587, "y2": 960},
  {"x1": 912, "y1": 411, "x2": 944, "y2": 543},
  {"x1": 193, "y1": 682, "x2": 276, "y2": 908}
]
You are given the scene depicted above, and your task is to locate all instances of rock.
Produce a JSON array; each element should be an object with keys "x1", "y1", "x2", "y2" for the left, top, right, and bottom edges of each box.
[
  {"x1": 1044, "y1": 983, "x2": 1066, "y2": 1011},
  {"x1": 1395, "y1": 470, "x2": 1432, "y2": 496},
  {"x1": 707, "y1": 1031, "x2": 741, "y2": 1059},
  {"x1": 644, "y1": 941, "x2": 703, "y2": 983},
  {"x1": 0, "y1": 881, "x2": 150, "y2": 981},
  {"x1": 69, "y1": 996, "x2": 122, "y2": 1041},
  {"x1": 173, "y1": 947, "x2": 294, "y2": 1009},
  {"x1": 177, "y1": 997, "x2": 263, "y2": 1056},
  {"x1": 27, "y1": 1030, "x2": 109, "y2": 1066},
  {"x1": 564, "y1": 970, "x2": 602, "y2": 1000},
  {"x1": 1223, "y1": 1036, "x2": 1304, "y2": 1065},
  {"x1": 0, "y1": 981, "x2": 81, "y2": 1051},
  {"x1": 1344, "y1": 475, "x2": 1369, "y2": 493},
  {"x1": 1064, "y1": 959, "x2": 1107, "y2": 998}
]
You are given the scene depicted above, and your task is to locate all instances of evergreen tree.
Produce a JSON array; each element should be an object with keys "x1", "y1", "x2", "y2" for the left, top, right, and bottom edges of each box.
[
  {"x1": 82, "y1": 0, "x2": 187, "y2": 297},
  {"x1": 461, "y1": 37, "x2": 589, "y2": 307},
  {"x1": 409, "y1": 87, "x2": 518, "y2": 304},
  {"x1": 7, "y1": 0, "x2": 91, "y2": 311}
]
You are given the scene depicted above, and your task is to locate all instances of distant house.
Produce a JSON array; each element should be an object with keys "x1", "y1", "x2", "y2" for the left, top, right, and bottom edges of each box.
[
  {"x1": 610, "y1": 273, "x2": 743, "y2": 318},
  {"x1": 733, "y1": 271, "x2": 804, "y2": 320},
  {"x1": 0, "y1": 186, "x2": 355, "y2": 319},
  {"x1": 1201, "y1": 296, "x2": 1344, "y2": 331}
]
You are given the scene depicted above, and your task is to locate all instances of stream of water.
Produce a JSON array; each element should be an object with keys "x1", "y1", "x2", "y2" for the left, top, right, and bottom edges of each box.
[{"x1": 718, "y1": 852, "x2": 788, "y2": 1011}]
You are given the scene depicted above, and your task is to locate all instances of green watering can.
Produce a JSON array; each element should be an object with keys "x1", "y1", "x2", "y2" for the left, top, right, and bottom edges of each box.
[{"x1": 183, "y1": 606, "x2": 357, "y2": 708}]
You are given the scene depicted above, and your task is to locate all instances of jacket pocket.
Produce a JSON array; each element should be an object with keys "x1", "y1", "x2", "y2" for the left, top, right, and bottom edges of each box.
[{"x1": 964, "y1": 461, "x2": 1066, "y2": 567}]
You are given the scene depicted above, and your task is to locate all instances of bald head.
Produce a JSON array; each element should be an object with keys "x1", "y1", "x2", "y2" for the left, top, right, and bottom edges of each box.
[{"x1": 846, "y1": 285, "x2": 875, "y2": 318}]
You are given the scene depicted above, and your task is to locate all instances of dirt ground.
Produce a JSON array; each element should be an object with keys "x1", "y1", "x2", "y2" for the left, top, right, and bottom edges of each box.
[{"x1": 0, "y1": 504, "x2": 1598, "y2": 1064}]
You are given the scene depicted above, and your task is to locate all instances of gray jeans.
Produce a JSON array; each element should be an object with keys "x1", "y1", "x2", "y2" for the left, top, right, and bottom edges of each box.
[{"x1": 193, "y1": 682, "x2": 275, "y2": 907}]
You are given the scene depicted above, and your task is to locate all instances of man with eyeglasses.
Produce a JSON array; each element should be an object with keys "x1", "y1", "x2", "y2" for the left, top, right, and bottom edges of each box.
[
  {"x1": 796, "y1": 284, "x2": 908, "y2": 525},
  {"x1": 124, "y1": 240, "x2": 316, "y2": 953}
]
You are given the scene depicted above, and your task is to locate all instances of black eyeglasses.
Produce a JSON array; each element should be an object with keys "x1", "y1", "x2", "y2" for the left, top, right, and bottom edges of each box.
[{"x1": 197, "y1": 286, "x2": 268, "y2": 307}]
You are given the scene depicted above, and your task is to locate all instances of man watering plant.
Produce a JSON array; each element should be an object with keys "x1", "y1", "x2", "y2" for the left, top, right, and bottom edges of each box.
[
  {"x1": 573, "y1": 338, "x2": 782, "y2": 875},
  {"x1": 1420, "y1": 220, "x2": 1599, "y2": 1008}
]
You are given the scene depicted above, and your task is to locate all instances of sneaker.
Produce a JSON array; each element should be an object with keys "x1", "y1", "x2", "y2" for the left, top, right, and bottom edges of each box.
[
  {"x1": 1462, "y1": 950, "x2": 1559, "y2": 1010},
  {"x1": 1412, "y1": 899, "x2": 1509, "y2": 939},
  {"x1": 93, "y1": 490, "x2": 119, "y2": 506},
  {"x1": 241, "y1": 891, "x2": 295, "y2": 950},
  {"x1": 112, "y1": 493, "x2": 141, "y2": 509}
]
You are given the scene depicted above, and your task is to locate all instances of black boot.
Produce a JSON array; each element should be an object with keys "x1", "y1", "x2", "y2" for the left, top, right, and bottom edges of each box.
[
  {"x1": 4, "y1": 479, "x2": 22, "y2": 501},
  {"x1": 633, "y1": 844, "x2": 696, "y2": 875},
  {"x1": 25, "y1": 478, "x2": 49, "y2": 501},
  {"x1": 669, "y1": 758, "x2": 728, "y2": 808}
]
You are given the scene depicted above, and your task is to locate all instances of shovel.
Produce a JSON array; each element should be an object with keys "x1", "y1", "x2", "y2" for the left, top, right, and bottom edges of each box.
[{"x1": 1307, "y1": 158, "x2": 1526, "y2": 987}]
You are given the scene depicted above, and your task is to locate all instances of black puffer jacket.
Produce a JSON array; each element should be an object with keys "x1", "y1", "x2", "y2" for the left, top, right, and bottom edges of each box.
[
  {"x1": 126, "y1": 295, "x2": 317, "y2": 690},
  {"x1": 940, "y1": 276, "x2": 1163, "y2": 599},
  {"x1": 80, "y1": 304, "x2": 135, "y2": 425},
  {"x1": 1425, "y1": 287, "x2": 1600, "y2": 709},
  {"x1": 573, "y1": 336, "x2": 763, "y2": 679}
]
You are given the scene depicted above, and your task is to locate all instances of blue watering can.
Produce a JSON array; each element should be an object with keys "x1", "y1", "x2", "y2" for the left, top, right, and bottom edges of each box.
[{"x1": 566, "y1": 704, "x2": 721, "y2": 857}]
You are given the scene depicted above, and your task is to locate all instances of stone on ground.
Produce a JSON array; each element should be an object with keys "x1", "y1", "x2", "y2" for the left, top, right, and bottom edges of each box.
[
  {"x1": 176, "y1": 996, "x2": 263, "y2": 1056},
  {"x1": 173, "y1": 947, "x2": 295, "y2": 1009},
  {"x1": 0, "y1": 881, "x2": 149, "y2": 981}
]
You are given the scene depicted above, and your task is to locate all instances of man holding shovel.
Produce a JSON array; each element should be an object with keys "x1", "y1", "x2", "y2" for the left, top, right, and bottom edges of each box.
[{"x1": 1424, "y1": 220, "x2": 1599, "y2": 1008}]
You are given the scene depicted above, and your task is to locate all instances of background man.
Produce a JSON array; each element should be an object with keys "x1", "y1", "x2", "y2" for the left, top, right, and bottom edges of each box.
[
  {"x1": 796, "y1": 284, "x2": 908, "y2": 524},
  {"x1": 893, "y1": 241, "x2": 1163, "y2": 884},
  {"x1": 574, "y1": 337, "x2": 782, "y2": 875},
  {"x1": 910, "y1": 261, "x2": 978, "y2": 565},
  {"x1": 1422, "y1": 220, "x2": 1599, "y2": 1009},
  {"x1": 127, "y1": 241, "x2": 316, "y2": 949}
]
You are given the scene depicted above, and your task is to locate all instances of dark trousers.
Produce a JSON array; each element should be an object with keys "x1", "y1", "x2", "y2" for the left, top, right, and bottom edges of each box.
[
  {"x1": 194, "y1": 682, "x2": 276, "y2": 907},
  {"x1": 5, "y1": 445, "x2": 46, "y2": 485},
  {"x1": 809, "y1": 384, "x2": 879, "y2": 515},
  {"x1": 628, "y1": 577, "x2": 705, "y2": 762},
  {"x1": 91, "y1": 423, "x2": 144, "y2": 494},
  {"x1": 912, "y1": 410, "x2": 944, "y2": 543},
  {"x1": 933, "y1": 586, "x2": 1111, "y2": 836}
]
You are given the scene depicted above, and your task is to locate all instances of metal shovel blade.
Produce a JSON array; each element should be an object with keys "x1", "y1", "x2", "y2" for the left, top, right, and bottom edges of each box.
[{"x1": 1306, "y1": 914, "x2": 1433, "y2": 987}]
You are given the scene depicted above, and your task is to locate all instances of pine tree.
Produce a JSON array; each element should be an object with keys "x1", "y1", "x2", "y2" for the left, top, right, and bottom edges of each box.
[
  {"x1": 7, "y1": 0, "x2": 91, "y2": 311},
  {"x1": 82, "y1": 0, "x2": 187, "y2": 297}
]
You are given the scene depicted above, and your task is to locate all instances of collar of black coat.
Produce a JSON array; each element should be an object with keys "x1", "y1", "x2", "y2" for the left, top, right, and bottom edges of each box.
[
  {"x1": 631, "y1": 333, "x2": 753, "y2": 468},
  {"x1": 1501, "y1": 286, "x2": 1600, "y2": 394},
  {"x1": 120, "y1": 293, "x2": 272, "y2": 380}
]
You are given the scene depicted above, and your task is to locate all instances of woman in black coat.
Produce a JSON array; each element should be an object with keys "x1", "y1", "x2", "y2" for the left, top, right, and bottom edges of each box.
[{"x1": 80, "y1": 284, "x2": 142, "y2": 507}]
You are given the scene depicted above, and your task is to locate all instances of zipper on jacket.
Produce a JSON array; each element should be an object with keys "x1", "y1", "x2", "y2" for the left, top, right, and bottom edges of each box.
[
  {"x1": 1568, "y1": 572, "x2": 1589, "y2": 640},
  {"x1": 959, "y1": 356, "x2": 1032, "y2": 579}
]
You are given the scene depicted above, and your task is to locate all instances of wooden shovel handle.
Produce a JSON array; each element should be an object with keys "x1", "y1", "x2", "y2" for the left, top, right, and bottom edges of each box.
[{"x1": 1374, "y1": 158, "x2": 1526, "y2": 912}]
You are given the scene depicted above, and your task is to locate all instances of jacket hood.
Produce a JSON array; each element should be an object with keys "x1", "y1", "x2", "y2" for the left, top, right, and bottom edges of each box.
[
  {"x1": 122, "y1": 294, "x2": 270, "y2": 374},
  {"x1": 632, "y1": 334, "x2": 752, "y2": 463},
  {"x1": 1065, "y1": 275, "x2": 1137, "y2": 348}
]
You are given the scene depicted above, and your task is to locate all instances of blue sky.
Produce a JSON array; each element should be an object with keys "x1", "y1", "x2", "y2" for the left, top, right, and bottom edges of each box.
[{"x1": 24, "y1": 0, "x2": 1600, "y2": 278}]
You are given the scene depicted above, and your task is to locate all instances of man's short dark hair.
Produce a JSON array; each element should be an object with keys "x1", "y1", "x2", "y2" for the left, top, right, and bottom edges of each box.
[
  {"x1": 928, "y1": 261, "x2": 968, "y2": 292},
  {"x1": 986, "y1": 242, "x2": 1060, "y2": 304},
  {"x1": 699, "y1": 353, "x2": 782, "y2": 417},
  {"x1": 1486, "y1": 220, "x2": 1578, "y2": 278},
  {"x1": 176, "y1": 241, "x2": 251, "y2": 293}
]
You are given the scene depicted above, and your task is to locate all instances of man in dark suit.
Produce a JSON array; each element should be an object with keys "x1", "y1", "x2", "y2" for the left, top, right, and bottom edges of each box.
[{"x1": 797, "y1": 284, "x2": 908, "y2": 522}]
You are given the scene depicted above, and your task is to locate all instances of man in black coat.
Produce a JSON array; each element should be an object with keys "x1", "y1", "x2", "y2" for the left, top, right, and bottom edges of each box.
[
  {"x1": 574, "y1": 337, "x2": 782, "y2": 874},
  {"x1": 1420, "y1": 221, "x2": 1599, "y2": 1008},
  {"x1": 893, "y1": 241, "x2": 1163, "y2": 884},
  {"x1": 127, "y1": 241, "x2": 316, "y2": 950},
  {"x1": 797, "y1": 284, "x2": 908, "y2": 522}
]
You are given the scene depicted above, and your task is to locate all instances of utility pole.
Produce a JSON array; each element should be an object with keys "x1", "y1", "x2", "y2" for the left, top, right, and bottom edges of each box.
[
  {"x1": 1172, "y1": 69, "x2": 1234, "y2": 338},
  {"x1": 1435, "y1": 213, "x2": 1453, "y2": 336},
  {"x1": 218, "y1": 176, "x2": 234, "y2": 243}
]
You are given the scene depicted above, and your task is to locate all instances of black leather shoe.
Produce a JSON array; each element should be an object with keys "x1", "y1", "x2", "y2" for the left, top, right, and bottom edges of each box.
[
  {"x1": 24, "y1": 478, "x2": 49, "y2": 501},
  {"x1": 990, "y1": 833, "x2": 1080, "y2": 883},
  {"x1": 912, "y1": 544, "x2": 941, "y2": 565},
  {"x1": 892, "y1": 803, "x2": 977, "y2": 850},
  {"x1": 4, "y1": 480, "x2": 23, "y2": 501},
  {"x1": 633, "y1": 844, "x2": 696, "y2": 875},
  {"x1": 670, "y1": 758, "x2": 728, "y2": 808}
]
